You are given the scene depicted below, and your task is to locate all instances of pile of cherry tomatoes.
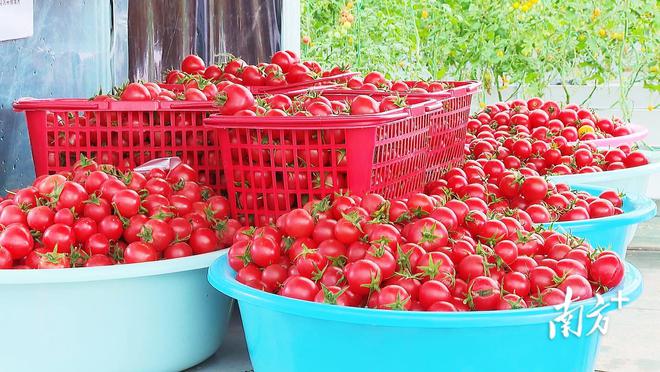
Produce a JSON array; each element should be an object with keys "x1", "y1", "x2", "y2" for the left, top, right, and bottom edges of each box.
[
  {"x1": 470, "y1": 98, "x2": 633, "y2": 142},
  {"x1": 0, "y1": 158, "x2": 239, "y2": 269},
  {"x1": 9, "y1": 49, "x2": 646, "y2": 318},
  {"x1": 335, "y1": 73, "x2": 450, "y2": 94},
  {"x1": 228, "y1": 193, "x2": 625, "y2": 311},
  {"x1": 99, "y1": 80, "x2": 411, "y2": 119},
  {"x1": 426, "y1": 164, "x2": 625, "y2": 223},
  {"x1": 466, "y1": 98, "x2": 647, "y2": 175},
  {"x1": 91, "y1": 50, "x2": 352, "y2": 104},
  {"x1": 224, "y1": 91, "x2": 408, "y2": 117},
  {"x1": 220, "y1": 96, "x2": 640, "y2": 312},
  {"x1": 167, "y1": 51, "x2": 353, "y2": 89}
]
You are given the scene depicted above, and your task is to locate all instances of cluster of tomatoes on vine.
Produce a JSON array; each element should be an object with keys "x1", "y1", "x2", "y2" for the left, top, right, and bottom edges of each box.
[
  {"x1": 228, "y1": 192, "x2": 625, "y2": 312},
  {"x1": 0, "y1": 157, "x2": 239, "y2": 269},
  {"x1": 466, "y1": 98, "x2": 648, "y2": 176}
]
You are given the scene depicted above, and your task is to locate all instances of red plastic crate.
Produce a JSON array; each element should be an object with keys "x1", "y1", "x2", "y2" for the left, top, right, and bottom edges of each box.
[
  {"x1": 316, "y1": 81, "x2": 480, "y2": 182},
  {"x1": 13, "y1": 99, "x2": 226, "y2": 192},
  {"x1": 319, "y1": 85, "x2": 451, "y2": 99},
  {"x1": 424, "y1": 81, "x2": 480, "y2": 183},
  {"x1": 204, "y1": 98, "x2": 437, "y2": 225}
]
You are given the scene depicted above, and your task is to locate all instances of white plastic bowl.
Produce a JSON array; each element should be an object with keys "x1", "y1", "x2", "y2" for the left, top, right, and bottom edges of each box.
[
  {"x1": 0, "y1": 250, "x2": 233, "y2": 372},
  {"x1": 548, "y1": 150, "x2": 660, "y2": 198},
  {"x1": 567, "y1": 123, "x2": 648, "y2": 148}
]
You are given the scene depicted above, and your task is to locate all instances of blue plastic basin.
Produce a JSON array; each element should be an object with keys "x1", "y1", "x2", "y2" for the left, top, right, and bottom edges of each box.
[
  {"x1": 208, "y1": 255, "x2": 642, "y2": 372},
  {"x1": 542, "y1": 184, "x2": 656, "y2": 258},
  {"x1": 0, "y1": 250, "x2": 233, "y2": 372}
]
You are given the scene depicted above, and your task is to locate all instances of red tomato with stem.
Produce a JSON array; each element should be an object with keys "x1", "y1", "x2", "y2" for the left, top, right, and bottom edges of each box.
[
  {"x1": 120, "y1": 83, "x2": 151, "y2": 101},
  {"x1": 405, "y1": 217, "x2": 449, "y2": 251},
  {"x1": 0, "y1": 224, "x2": 34, "y2": 259},
  {"x1": 467, "y1": 276, "x2": 500, "y2": 310},
  {"x1": 376, "y1": 285, "x2": 412, "y2": 310},
  {"x1": 124, "y1": 242, "x2": 157, "y2": 264},
  {"x1": 345, "y1": 259, "x2": 381, "y2": 296},
  {"x1": 216, "y1": 84, "x2": 255, "y2": 115},
  {"x1": 349, "y1": 95, "x2": 379, "y2": 114},
  {"x1": 181, "y1": 54, "x2": 206, "y2": 74},
  {"x1": 112, "y1": 189, "x2": 141, "y2": 218},
  {"x1": 589, "y1": 253, "x2": 624, "y2": 288},
  {"x1": 190, "y1": 227, "x2": 220, "y2": 254},
  {"x1": 42, "y1": 224, "x2": 76, "y2": 254},
  {"x1": 279, "y1": 276, "x2": 318, "y2": 301}
]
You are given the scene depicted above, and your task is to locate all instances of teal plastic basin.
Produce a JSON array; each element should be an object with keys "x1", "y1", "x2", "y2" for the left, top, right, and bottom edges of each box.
[
  {"x1": 208, "y1": 255, "x2": 642, "y2": 372},
  {"x1": 0, "y1": 250, "x2": 233, "y2": 372},
  {"x1": 542, "y1": 184, "x2": 656, "y2": 258}
]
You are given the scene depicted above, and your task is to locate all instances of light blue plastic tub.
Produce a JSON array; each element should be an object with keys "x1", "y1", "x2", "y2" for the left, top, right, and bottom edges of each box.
[
  {"x1": 541, "y1": 184, "x2": 656, "y2": 258},
  {"x1": 548, "y1": 150, "x2": 660, "y2": 198},
  {"x1": 208, "y1": 255, "x2": 642, "y2": 372},
  {"x1": 0, "y1": 250, "x2": 233, "y2": 372}
]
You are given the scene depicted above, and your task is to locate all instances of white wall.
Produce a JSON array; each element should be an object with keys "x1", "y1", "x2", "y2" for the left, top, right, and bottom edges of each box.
[{"x1": 280, "y1": 0, "x2": 301, "y2": 54}]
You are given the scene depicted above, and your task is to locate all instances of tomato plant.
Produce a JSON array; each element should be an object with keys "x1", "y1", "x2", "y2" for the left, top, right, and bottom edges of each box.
[{"x1": 301, "y1": 0, "x2": 659, "y2": 119}]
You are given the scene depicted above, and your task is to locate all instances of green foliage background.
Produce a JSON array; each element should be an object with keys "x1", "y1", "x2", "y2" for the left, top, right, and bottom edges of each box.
[{"x1": 301, "y1": 0, "x2": 659, "y2": 115}]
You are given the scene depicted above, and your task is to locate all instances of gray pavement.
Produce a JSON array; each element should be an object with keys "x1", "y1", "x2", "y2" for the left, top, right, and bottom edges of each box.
[
  {"x1": 629, "y1": 215, "x2": 660, "y2": 252},
  {"x1": 596, "y1": 217, "x2": 660, "y2": 372},
  {"x1": 596, "y1": 250, "x2": 660, "y2": 371}
]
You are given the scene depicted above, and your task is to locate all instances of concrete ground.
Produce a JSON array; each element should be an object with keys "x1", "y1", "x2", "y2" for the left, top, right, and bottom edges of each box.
[
  {"x1": 192, "y1": 217, "x2": 660, "y2": 372},
  {"x1": 596, "y1": 217, "x2": 660, "y2": 372}
]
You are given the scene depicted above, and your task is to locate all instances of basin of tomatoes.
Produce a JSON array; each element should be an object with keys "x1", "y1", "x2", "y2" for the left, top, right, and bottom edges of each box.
[
  {"x1": 227, "y1": 193, "x2": 624, "y2": 312},
  {"x1": 466, "y1": 98, "x2": 649, "y2": 176},
  {"x1": 467, "y1": 123, "x2": 648, "y2": 176},
  {"x1": 471, "y1": 98, "x2": 634, "y2": 142},
  {"x1": 0, "y1": 158, "x2": 240, "y2": 269},
  {"x1": 425, "y1": 161, "x2": 625, "y2": 224}
]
